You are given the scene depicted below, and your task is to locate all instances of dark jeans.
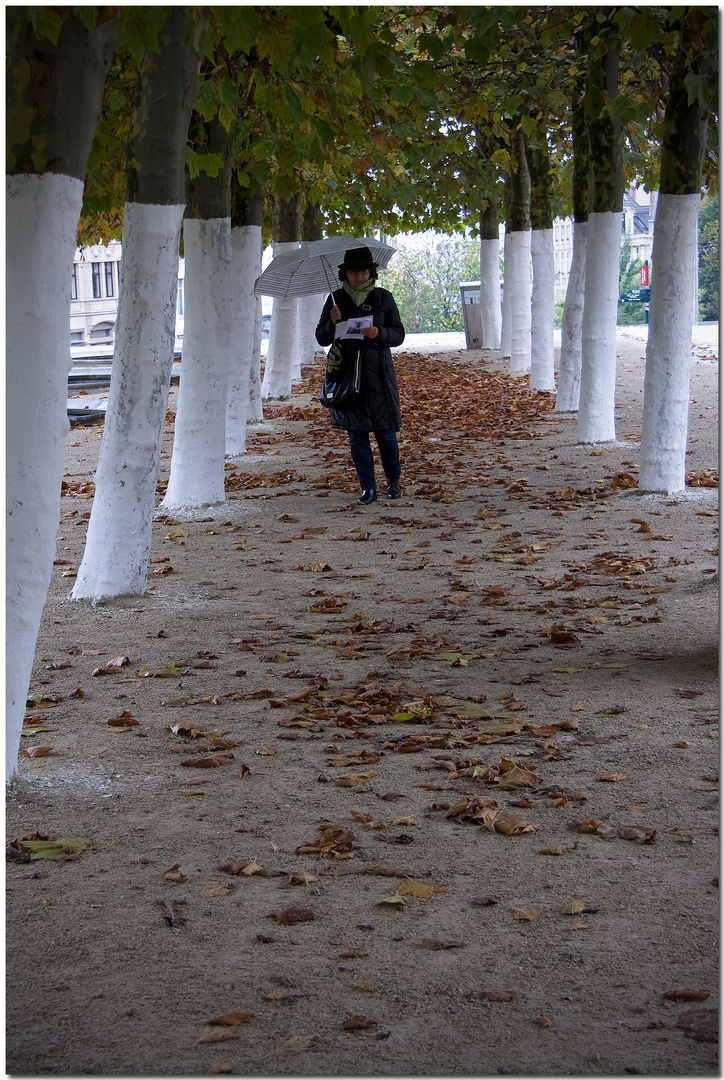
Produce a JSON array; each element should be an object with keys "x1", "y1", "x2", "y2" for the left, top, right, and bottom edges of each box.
[{"x1": 347, "y1": 430, "x2": 400, "y2": 491}]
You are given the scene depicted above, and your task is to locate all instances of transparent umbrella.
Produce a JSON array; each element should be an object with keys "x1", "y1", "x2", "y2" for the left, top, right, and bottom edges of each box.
[{"x1": 253, "y1": 236, "x2": 396, "y2": 299}]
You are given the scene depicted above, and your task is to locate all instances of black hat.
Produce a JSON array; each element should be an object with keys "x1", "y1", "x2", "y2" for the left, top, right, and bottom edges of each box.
[{"x1": 338, "y1": 246, "x2": 378, "y2": 273}]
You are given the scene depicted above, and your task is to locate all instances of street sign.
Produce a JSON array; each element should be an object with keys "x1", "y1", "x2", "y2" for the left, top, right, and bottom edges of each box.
[{"x1": 619, "y1": 287, "x2": 651, "y2": 303}]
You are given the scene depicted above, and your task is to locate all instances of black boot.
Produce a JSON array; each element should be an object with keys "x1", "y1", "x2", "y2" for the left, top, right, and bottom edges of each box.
[
  {"x1": 386, "y1": 481, "x2": 401, "y2": 500},
  {"x1": 358, "y1": 489, "x2": 377, "y2": 505}
]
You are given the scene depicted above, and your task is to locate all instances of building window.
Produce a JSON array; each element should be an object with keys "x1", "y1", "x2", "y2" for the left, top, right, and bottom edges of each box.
[
  {"x1": 90, "y1": 321, "x2": 114, "y2": 342},
  {"x1": 70, "y1": 331, "x2": 84, "y2": 344},
  {"x1": 117, "y1": 259, "x2": 121, "y2": 291},
  {"x1": 177, "y1": 278, "x2": 184, "y2": 317},
  {"x1": 71, "y1": 263, "x2": 78, "y2": 300},
  {"x1": 92, "y1": 262, "x2": 102, "y2": 298},
  {"x1": 104, "y1": 262, "x2": 114, "y2": 297}
]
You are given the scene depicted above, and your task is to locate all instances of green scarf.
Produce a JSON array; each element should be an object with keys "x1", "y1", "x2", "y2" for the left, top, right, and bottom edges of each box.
[{"x1": 342, "y1": 277, "x2": 377, "y2": 308}]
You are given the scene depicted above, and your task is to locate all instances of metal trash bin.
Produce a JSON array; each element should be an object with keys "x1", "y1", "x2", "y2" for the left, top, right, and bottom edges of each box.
[{"x1": 460, "y1": 281, "x2": 482, "y2": 349}]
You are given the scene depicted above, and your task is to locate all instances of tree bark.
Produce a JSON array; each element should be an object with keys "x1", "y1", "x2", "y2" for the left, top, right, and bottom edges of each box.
[
  {"x1": 577, "y1": 22, "x2": 623, "y2": 443},
  {"x1": 640, "y1": 14, "x2": 716, "y2": 492},
  {"x1": 505, "y1": 126, "x2": 532, "y2": 376},
  {"x1": 162, "y1": 116, "x2": 234, "y2": 511},
  {"x1": 6, "y1": 9, "x2": 117, "y2": 781},
  {"x1": 297, "y1": 198, "x2": 326, "y2": 373},
  {"x1": 73, "y1": 8, "x2": 206, "y2": 600},
  {"x1": 557, "y1": 30, "x2": 591, "y2": 412},
  {"x1": 226, "y1": 180, "x2": 264, "y2": 455},
  {"x1": 479, "y1": 200, "x2": 502, "y2": 350},
  {"x1": 262, "y1": 194, "x2": 302, "y2": 399},
  {"x1": 528, "y1": 135, "x2": 555, "y2": 391}
]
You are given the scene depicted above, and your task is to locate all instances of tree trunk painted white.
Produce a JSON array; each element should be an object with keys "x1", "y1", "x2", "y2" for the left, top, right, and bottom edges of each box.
[
  {"x1": 248, "y1": 297, "x2": 264, "y2": 422},
  {"x1": 639, "y1": 193, "x2": 699, "y2": 492},
  {"x1": 161, "y1": 217, "x2": 232, "y2": 511},
  {"x1": 577, "y1": 211, "x2": 620, "y2": 443},
  {"x1": 530, "y1": 227, "x2": 556, "y2": 390},
  {"x1": 6, "y1": 173, "x2": 83, "y2": 781},
  {"x1": 479, "y1": 236, "x2": 502, "y2": 350},
  {"x1": 261, "y1": 241, "x2": 299, "y2": 399},
  {"x1": 500, "y1": 230, "x2": 512, "y2": 357},
  {"x1": 226, "y1": 223, "x2": 262, "y2": 456},
  {"x1": 556, "y1": 221, "x2": 588, "y2": 412},
  {"x1": 508, "y1": 230, "x2": 532, "y2": 376},
  {"x1": 296, "y1": 293, "x2": 325, "y2": 371},
  {"x1": 72, "y1": 203, "x2": 184, "y2": 599}
]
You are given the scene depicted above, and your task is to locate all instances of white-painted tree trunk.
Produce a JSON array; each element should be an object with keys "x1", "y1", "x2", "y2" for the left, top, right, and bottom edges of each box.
[
  {"x1": 639, "y1": 193, "x2": 699, "y2": 493},
  {"x1": 556, "y1": 221, "x2": 588, "y2": 412},
  {"x1": 530, "y1": 227, "x2": 556, "y2": 390},
  {"x1": 577, "y1": 211, "x2": 620, "y2": 442},
  {"x1": 6, "y1": 173, "x2": 83, "y2": 781},
  {"x1": 261, "y1": 241, "x2": 299, "y2": 399},
  {"x1": 247, "y1": 297, "x2": 264, "y2": 422},
  {"x1": 479, "y1": 236, "x2": 502, "y2": 350},
  {"x1": 296, "y1": 294, "x2": 325, "y2": 372},
  {"x1": 72, "y1": 203, "x2": 184, "y2": 599},
  {"x1": 508, "y1": 230, "x2": 532, "y2": 376},
  {"x1": 161, "y1": 217, "x2": 232, "y2": 511},
  {"x1": 226, "y1": 223, "x2": 262, "y2": 456},
  {"x1": 500, "y1": 230, "x2": 512, "y2": 357}
]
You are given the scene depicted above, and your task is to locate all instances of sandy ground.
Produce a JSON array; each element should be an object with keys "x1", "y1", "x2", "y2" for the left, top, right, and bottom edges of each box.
[{"x1": 7, "y1": 333, "x2": 719, "y2": 1078}]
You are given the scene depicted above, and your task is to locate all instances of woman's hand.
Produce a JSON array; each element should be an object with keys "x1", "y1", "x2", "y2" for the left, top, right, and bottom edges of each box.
[
  {"x1": 330, "y1": 305, "x2": 342, "y2": 324},
  {"x1": 361, "y1": 325, "x2": 379, "y2": 339}
]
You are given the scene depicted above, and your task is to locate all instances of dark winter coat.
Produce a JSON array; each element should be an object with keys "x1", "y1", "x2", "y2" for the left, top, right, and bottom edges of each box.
[{"x1": 315, "y1": 286, "x2": 405, "y2": 432}]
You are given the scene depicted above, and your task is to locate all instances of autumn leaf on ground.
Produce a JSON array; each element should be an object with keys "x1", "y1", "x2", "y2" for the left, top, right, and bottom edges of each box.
[
  {"x1": 663, "y1": 989, "x2": 710, "y2": 1002},
  {"x1": 471, "y1": 895, "x2": 499, "y2": 906},
  {"x1": 268, "y1": 907, "x2": 314, "y2": 925},
  {"x1": 7, "y1": 836, "x2": 90, "y2": 861},
  {"x1": 288, "y1": 871, "x2": 319, "y2": 886},
  {"x1": 107, "y1": 710, "x2": 139, "y2": 727},
  {"x1": 162, "y1": 863, "x2": 188, "y2": 883},
  {"x1": 92, "y1": 655, "x2": 131, "y2": 675},
  {"x1": 392, "y1": 879, "x2": 444, "y2": 899},
  {"x1": 21, "y1": 746, "x2": 54, "y2": 757},
  {"x1": 598, "y1": 772, "x2": 627, "y2": 782},
  {"x1": 377, "y1": 895, "x2": 406, "y2": 908},
  {"x1": 539, "y1": 847, "x2": 565, "y2": 856},
  {"x1": 341, "y1": 1015, "x2": 378, "y2": 1030},
  {"x1": 207, "y1": 1011, "x2": 255, "y2": 1025},
  {"x1": 512, "y1": 907, "x2": 538, "y2": 921},
  {"x1": 180, "y1": 754, "x2": 234, "y2": 768},
  {"x1": 676, "y1": 1007, "x2": 718, "y2": 1042}
]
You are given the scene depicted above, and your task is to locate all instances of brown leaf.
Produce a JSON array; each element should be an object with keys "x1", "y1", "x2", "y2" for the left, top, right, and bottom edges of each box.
[
  {"x1": 107, "y1": 710, "x2": 139, "y2": 727},
  {"x1": 539, "y1": 847, "x2": 565, "y2": 856},
  {"x1": 162, "y1": 863, "x2": 188, "y2": 883},
  {"x1": 207, "y1": 1065, "x2": 232, "y2": 1075},
  {"x1": 679, "y1": 689, "x2": 704, "y2": 699},
  {"x1": 471, "y1": 895, "x2": 499, "y2": 906},
  {"x1": 535, "y1": 1016, "x2": 554, "y2": 1027},
  {"x1": 617, "y1": 826, "x2": 657, "y2": 844},
  {"x1": 663, "y1": 989, "x2": 710, "y2": 1002},
  {"x1": 512, "y1": 907, "x2": 538, "y2": 921},
  {"x1": 21, "y1": 746, "x2": 54, "y2": 757},
  {"x1": 341, "y1": 1015, "x2": 378, "y2": 1030},
  {"x1": 676, "y1": 1007, "x2": 718, "y2": 1042},
  {"x1": 269, "y1": 907, "x2": 314, "y2": 925},
  {"x1": 180, "y1": 754, "x2": 234, "y2": 768},
  {"x1": 208, "y1": 1011, "x2": 254, "y2": 1025},
  {"x1": 598, "y1": 772, "x2": 627, "y2": 783},
  {"x1": 238, "y1": 764, "x2": 251, "y2": 779}
]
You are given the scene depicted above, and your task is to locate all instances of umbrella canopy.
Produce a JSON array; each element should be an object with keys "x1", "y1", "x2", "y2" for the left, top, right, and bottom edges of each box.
[{"x1": 253, "y1": 236, "x2": 396, "y2": 299}]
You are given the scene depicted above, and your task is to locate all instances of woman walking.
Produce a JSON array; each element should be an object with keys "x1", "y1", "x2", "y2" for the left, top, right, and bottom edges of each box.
[{"x1": 315, "y1": 247, "x2": 405, "y2": 504}]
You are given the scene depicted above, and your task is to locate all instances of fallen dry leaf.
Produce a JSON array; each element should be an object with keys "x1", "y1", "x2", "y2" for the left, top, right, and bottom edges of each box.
[
  {"x1": 676, "y1": 1006, "x2": 718, "y2": 1042},
  {"x1": 598, "y1": 772, "x2": 627, "y2": 783},
  {"x1": 21, "y1": 746, "x2": 54, "y2": 757},
  {"x1": 190, "y1": 1031, "x2": 238, "y2": 1047},
  {"x1": 208, "y1": 1011, "x2": 255, "y2": 1025},
  {"x1": 663, "y1": 989, "x2": 710, "y2": 1002},
  {"x1": 512, "y1": 907, "x2": 538, "y2": 921},
  {"x1": 341, "y1": 1014, "x2": 378, "y2": 1030},
  {"x1": 268, "y1": 907, "x2": 314, "y2": 925},
  {"x1": 162, "y1": 863, "x2": 188, "y2": 883}
]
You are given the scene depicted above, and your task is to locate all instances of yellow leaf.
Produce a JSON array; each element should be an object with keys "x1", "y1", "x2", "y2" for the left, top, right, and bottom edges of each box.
[
  {"x1": 570, "y1": 899, "x2": 586, "y2": 914},
  {"x1": 512, "y1": 907, "x2": 538, "y2": 921}
]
